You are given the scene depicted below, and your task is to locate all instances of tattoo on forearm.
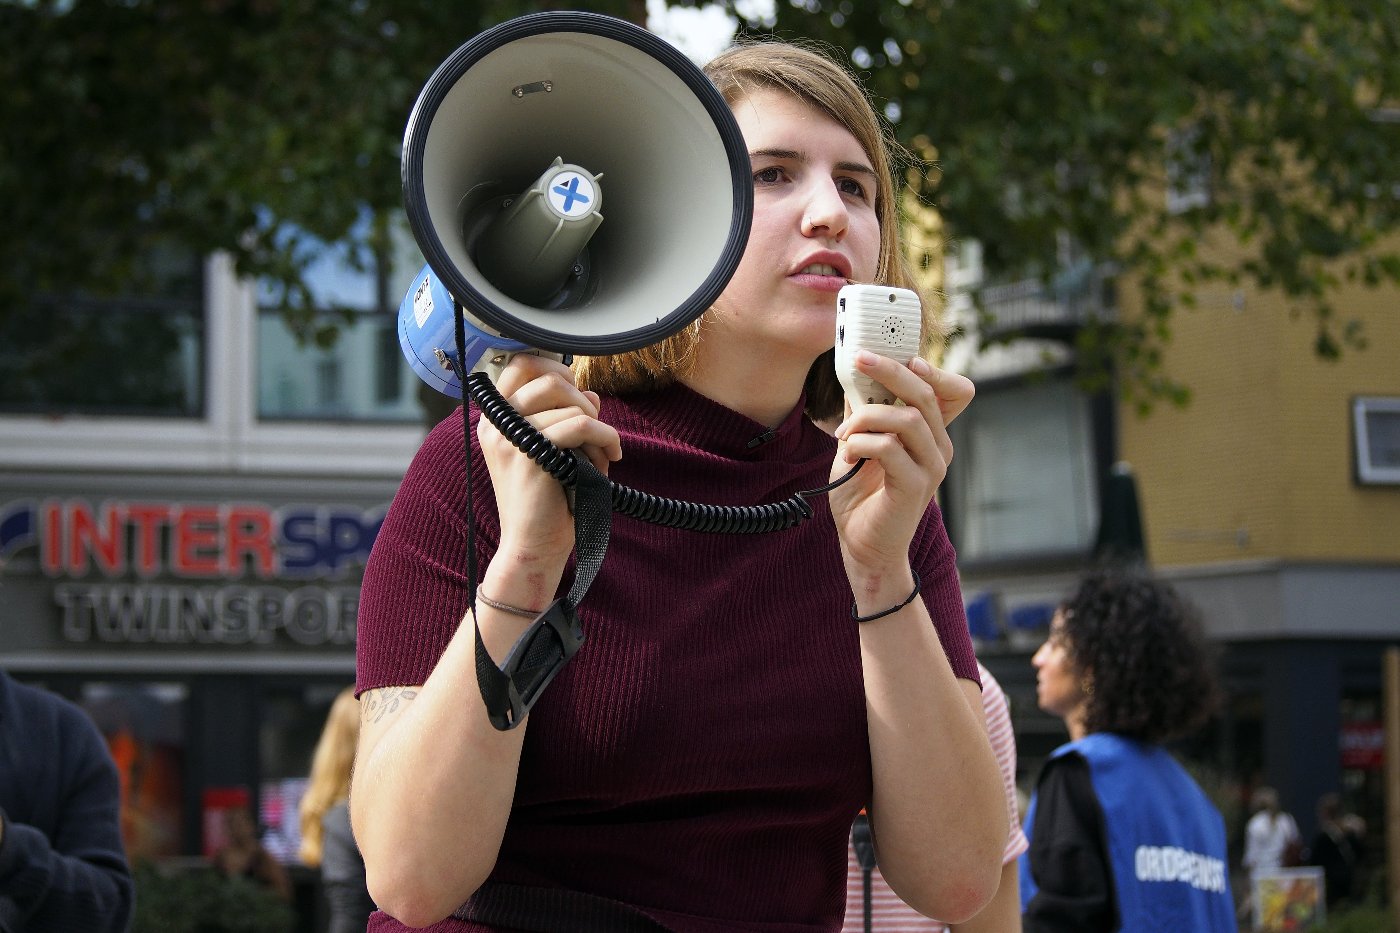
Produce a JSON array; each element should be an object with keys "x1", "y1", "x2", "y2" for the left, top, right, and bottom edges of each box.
[{"x1": 363, "y1": 686, "x2": 419, "y2": 724}]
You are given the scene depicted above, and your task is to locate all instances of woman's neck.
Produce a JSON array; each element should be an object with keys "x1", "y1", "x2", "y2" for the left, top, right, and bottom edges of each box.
[
  {"x1": 1066, "y1": 709, "x2": 1089, "y2": 742},
  {"x1": 681, "y1": 338, "x2": 814, "y2": 427}
]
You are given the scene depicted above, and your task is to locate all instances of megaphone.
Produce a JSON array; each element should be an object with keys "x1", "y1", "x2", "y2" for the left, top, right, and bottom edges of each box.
[{"x1": 398, "y1": 11, "x2": 753, "y2": 395}]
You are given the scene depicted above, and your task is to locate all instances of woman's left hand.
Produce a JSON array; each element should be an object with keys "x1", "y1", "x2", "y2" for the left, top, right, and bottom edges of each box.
[{"x1": 827, "y1": 351, "x2": 974, "y2": 575}]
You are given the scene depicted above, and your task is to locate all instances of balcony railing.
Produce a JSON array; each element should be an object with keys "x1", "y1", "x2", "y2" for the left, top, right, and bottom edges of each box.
[{"x1": 977, "y1": 263, "x2": 1115, "y2": 341}]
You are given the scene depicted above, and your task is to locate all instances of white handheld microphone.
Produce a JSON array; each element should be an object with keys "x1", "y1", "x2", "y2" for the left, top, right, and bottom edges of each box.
[{"x1": 834, "y1": 284, "x2": 923, "y2": 406}]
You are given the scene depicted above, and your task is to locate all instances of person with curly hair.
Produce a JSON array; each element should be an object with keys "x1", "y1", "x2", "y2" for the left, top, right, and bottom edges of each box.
[{"x1": 1018, "y1": 568, "x2": 1236, "y2": 932}]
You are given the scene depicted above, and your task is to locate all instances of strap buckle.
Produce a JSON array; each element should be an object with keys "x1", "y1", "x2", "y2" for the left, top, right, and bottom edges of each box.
[{"x1": 487, "y1": 598, "x2": 585, "y2": 731}]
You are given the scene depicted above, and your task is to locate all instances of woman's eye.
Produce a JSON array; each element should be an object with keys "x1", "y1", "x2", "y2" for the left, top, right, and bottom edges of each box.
[
  {"x1": 753, "y1": 166, "x2": 785, "y2": 185},
  {"x1": 838, "y1": 177, "x2": 869, "y2": 200}
]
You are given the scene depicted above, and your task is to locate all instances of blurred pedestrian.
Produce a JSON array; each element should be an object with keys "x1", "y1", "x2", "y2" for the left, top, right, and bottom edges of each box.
[
  {"x1": 299, "y1": 686, "x2": 374, "y2": 933},
  {"x1": 211, "y1": 802, "x2": 291, "y2": 901},
  {"x1": 1019, "y1": 567, "x2": 1235, "y2": 931},
  {"x1": 843, "y1": 661, "x2": 1027, "y2": 931},
  {"x1": 0, "y1": 668, "x2": 134, "y2": 931},
  {"x1": 1308, "y1": 792, "x2": 1360, "y2": 909},
  {"x1": 1243, "y1": 786, "x2": 1301, "y2": 875}
]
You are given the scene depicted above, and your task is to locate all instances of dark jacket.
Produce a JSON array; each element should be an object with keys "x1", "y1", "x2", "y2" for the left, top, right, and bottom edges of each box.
[{"x1": 0, "y1": 671, "x2": 134, "y2": 932}]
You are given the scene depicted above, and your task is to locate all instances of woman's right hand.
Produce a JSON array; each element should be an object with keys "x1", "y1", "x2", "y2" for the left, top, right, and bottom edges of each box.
[{"x1": 478, "y1": 354, "x2": 621, "y2": 564}]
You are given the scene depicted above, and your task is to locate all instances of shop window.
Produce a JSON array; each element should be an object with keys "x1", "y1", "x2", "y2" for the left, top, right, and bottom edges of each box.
[
  {"x1": 0, "y1": 246, "x2": 204, "y2": 417},
  {"x1": 258, "y1": 310, "x2": 420, "y2": 422},
  {"x1": 79, "y1": 681, "x2": 188, "y2": 863},
  {"x1": 1339, "y1": 692, "x2": 1384, "y2": 875},
  {"x1": 946, "y1": 376, "x2": 1098, "y2": 562},
  {"x1": 256, "y1": 215, "x2": 422, "y2": 423}
]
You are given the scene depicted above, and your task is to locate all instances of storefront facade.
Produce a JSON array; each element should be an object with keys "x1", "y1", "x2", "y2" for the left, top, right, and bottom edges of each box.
[
  {"x1": 0, "y1": 468, "x2": 396, "y2": 865},
  {"x1": 0, "y1": 248, "x2": 428, "y2": 929}
]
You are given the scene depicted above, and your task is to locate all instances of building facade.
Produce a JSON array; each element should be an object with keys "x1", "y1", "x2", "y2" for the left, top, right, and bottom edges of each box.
[
  {"x1": 0, "y1": 250, "x2": 427, "y2": 924},
  {"x1": 942, "y1": 236, "x2": 1400, "y2": 899}
]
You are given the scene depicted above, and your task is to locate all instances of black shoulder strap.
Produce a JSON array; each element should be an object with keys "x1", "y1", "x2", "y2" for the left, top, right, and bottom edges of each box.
[
  {"x1": 468, "y1": 448, "x2": 612, "y2": 731},
  {"x1": 450, "y1": 315, "x2": 613, "y2": 731}
]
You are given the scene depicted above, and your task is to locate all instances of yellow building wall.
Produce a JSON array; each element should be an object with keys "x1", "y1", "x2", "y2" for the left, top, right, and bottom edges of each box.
[{"x1": 1116, "y1": 245, "x2": 1400, "y2": 568}]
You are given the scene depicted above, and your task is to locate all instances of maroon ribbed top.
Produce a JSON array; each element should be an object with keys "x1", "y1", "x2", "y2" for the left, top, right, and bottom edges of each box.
[{"x1": 357, "y1": 382, "x2": 976, "y2": 933}]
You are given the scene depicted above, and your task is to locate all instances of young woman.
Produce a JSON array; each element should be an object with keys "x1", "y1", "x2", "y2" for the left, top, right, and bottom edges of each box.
[
  {"x1": 1020, "y1": 568, "x2": 1235, "y2": 932},
  {"x1": 351, "y1": 39, "x2": 1006, "y2": 932}
]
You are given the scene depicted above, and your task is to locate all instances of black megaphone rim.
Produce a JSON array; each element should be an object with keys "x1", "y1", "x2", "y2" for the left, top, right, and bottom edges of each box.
[{"x1": 401, "y1": 11, "x2": 753, "y2": 357}]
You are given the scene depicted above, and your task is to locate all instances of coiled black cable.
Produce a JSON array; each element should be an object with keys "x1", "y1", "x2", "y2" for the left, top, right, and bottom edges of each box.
[{"x1": 465, "y1": 370, "x2": 861, "y2": 534}]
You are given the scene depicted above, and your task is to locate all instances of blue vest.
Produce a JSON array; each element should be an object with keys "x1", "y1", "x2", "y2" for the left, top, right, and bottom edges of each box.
[{"x1": 1020, "y1": 733, "x2": 1236, "y2": 931}]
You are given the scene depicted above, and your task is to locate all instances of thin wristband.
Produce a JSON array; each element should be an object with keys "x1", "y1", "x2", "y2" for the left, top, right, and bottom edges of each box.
[
  {"x1": 477, "y1": 591, "x2": 540, "y2": 619},
  {"x1": 851, "y1": 570, "x2": 922, "y2": 623}
]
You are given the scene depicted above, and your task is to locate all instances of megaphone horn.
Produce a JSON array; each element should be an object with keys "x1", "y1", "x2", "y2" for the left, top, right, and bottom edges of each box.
[{"x1": 399, "y1": 11, "x2": 753, "y2": 394}]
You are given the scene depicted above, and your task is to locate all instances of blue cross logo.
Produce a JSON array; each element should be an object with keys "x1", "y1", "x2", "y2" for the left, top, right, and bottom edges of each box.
[{"x1": 551, "y1": 174, "x2": 591, "y2": 214}]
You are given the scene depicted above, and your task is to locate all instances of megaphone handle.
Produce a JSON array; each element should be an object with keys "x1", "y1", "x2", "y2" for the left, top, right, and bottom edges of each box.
[{"x1": 475, "y1": 349, "x2": 578, "y2": 513}]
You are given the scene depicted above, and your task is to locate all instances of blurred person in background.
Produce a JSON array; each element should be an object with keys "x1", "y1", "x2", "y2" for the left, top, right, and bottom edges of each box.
[
  {"x1": 1239, "y1": 784, "x2": 1301, "y2": 926},
  {"x1": 0, "y1": 668, "x2": 134, "y2": 931},
  {"x1": 1243, "y1": 786, "x2": 1301, "y2": 875},
  {"x1": 1308, "y1": 792, "x2": 1362, "y2": 910},
  {"x1": 211, "y1": 802, "x2": 291, "y2": 902},
  {"x1": 300, "y1": 686, "x2": 374, "y2": 933},
  {"x1": 1019, "y1": 568, "x2": 1235, "y2": 932}
]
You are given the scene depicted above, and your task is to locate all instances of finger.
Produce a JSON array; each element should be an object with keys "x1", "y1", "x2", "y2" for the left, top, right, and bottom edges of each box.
[
  {"x1": 916, "y1": 358, "x2": 974, "y2": 425},
  {"x1": 838, "y1": 351, "x2": 973, "y2": 427},
  {"x1": 576, "y1": 443, "x2": 616, "y2": 475},
  {"x1": 839, "y1": 354, "x2": 964, "y2": 461},
  {"x1": 841, "y1": 429, "x2": 949, "y2": 492},
  {"x1": 529, "y1": 409, "x2": 622, "y2": 463},
  {"x1": 839, "y1": 418, "x2": 940, "y2": 476},
  {"x1": 835, "y1": 352, "x2": 940, "y2": 430},
  {"x1": 480, "y1": 401, "x2": 623, "y2": 468},
  {"x1": 507, "y1": 369, "x2": 600, "y2": 421},
  {"x1": 838, "y1": 400, "x2": 943, "y2": 471},
  {"x1": 495, "y1": 353, "x2": 576, "y2": 400}
]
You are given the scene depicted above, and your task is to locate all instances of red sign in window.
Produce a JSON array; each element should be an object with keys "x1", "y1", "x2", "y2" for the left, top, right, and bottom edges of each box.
[{"x1": 1340, "y1": 721, "x2": 1384, "y2": 770}]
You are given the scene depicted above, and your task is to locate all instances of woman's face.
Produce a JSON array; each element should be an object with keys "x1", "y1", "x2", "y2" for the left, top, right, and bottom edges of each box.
[
  {"x1": 1032, "y1": 609, "x2": 1088, "y2": 722},
  {"x1": 708, "y1": 87, "x2": 882, "y2": 359}
]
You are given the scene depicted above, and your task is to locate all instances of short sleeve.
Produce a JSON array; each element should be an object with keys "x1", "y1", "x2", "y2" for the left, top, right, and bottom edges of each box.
[
  {"x1": 356, "y1": 408, "x2": 500, "y2": 693},
  {"x1": 978, "y1": 668, "x2": 1029, "y2": 863},
  {"x1": 910, "y1": 501, "x2": 978, "y2": 685}
]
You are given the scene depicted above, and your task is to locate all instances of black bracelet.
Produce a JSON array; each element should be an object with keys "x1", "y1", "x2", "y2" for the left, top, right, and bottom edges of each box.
[{"x1": 851, "y1": 571, "x2": 922, "y2": 623}]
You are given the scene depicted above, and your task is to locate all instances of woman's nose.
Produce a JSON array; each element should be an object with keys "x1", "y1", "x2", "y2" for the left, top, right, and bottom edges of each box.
[{"x1": 800, "y1": 181, "x2": 849, "y2": 239}]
